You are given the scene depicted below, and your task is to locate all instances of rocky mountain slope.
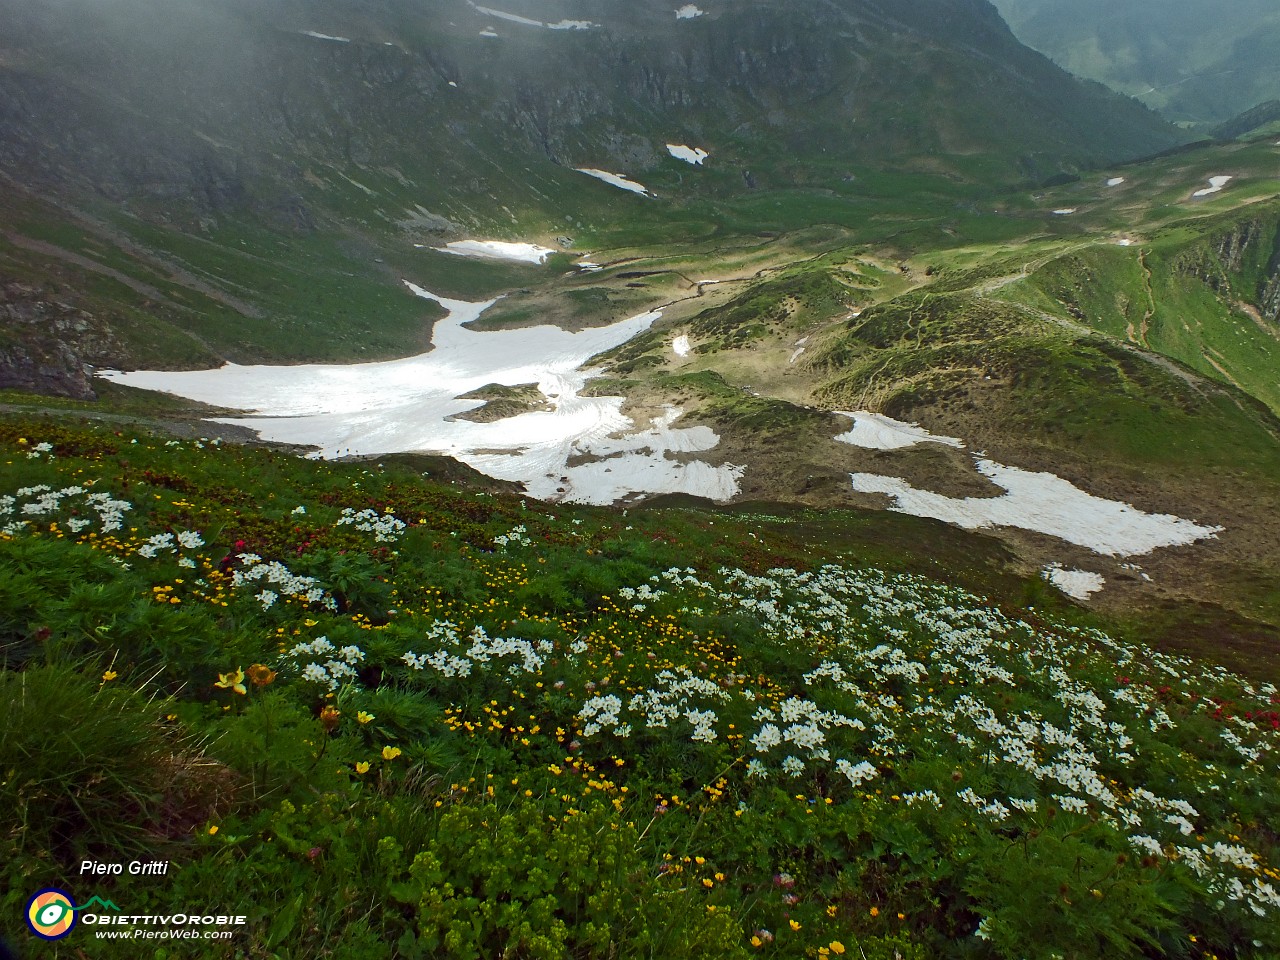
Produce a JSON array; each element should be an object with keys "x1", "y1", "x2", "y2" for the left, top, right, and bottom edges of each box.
[{"x1": 0, "y1": 0, "x2": 1180, "y2": 220}]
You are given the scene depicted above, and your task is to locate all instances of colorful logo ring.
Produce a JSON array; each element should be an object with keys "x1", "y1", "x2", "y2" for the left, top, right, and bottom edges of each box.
[{"x1": 26, "y1": 888, "x2": 78, "y2": 940}]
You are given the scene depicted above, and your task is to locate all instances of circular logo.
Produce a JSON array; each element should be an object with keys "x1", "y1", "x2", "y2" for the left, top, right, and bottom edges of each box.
[{"x1": 26, "y1": 889, "x2": 77, "y2": 940}]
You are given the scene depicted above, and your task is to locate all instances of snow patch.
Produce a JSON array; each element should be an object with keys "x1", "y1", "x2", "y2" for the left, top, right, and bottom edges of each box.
[
  {"x1": 300, "y1": 30, "x2": 351, "y2": 42},
  {"x1": 1115, "y1": 238, "x2": 1134, "y2": 247},
  {"x1": 833, "y1": 412, "x2": 965, "y2": 451},
  {"x1": 575, "y1": 168, "x2": 651, "y2": 196},
  {"x1": 672, "y1": 335, "x2": 691, "y2": 357},
  {"x1": 675, "y1": 4, "x2": 705, "y2": 18},
  {"x1": 848, "y1": 459, "x2": 1221, "y2": 557},
  {"x1": 1052, "y1": 208, "x2": 1077, "y2": 216},
  {"x1": 667, "y1": 144, "x2": 709, "y2": 165},
  {"x1": 1043, "y1": 565, "x2": 1106, "y2": 600},
  {"x1": 98, "y1": 289, "x2": 739, "y2": 505},
  {"x1": 471, "y1": 3, "x2": 541, "y2": 26},
  {"x1": 480, "y1": 28, "x2": 499, "y2": 37},
  {"x1": 435, "y1": 240, "x2": 557, "y2": 264},
  {"x1": 468, "y1": 2, "x2": 596, "y2": 29},
  {"x1": 1106, "y1": 177, "x2": 1126, "y2": 187},
  {"x1": 1192, "y1": 175, "x2": 1232, "y2": 197}
]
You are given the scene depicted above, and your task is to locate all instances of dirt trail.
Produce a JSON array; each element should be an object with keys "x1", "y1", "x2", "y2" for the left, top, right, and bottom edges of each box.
[{"x1": 1137, "y1": 249, "x2": 1155, "y2": 348}]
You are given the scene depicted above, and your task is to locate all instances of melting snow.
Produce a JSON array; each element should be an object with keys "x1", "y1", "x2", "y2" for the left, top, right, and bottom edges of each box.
[
  {"x1": 1193, "y1": 175, "x2": 1232, "y2": 197},
  {"x1": 1116, "y1": 238, "x2": 1134, "y2": 247},
  {"x1": 1052, "y1": 208, "x2": 1077, "y2": 215},
  {"x1": 471, "y1": 3, "x2": 541, "y2": 26},
  {"x1": 789, "y1": 347, "x2": 806, "y2": 364},
  {"x1": 833, "y1": 412, "x2": 965, "y2": 451},
  {"x1": 1106, "y1": 177, "x2": 1126, "y2": 187},
  {"x1": 300, "y1": 30, "x2": 351, "y2": 42},
  {"x1": 676, "y1": 4, "x2": 705, "y2": 18},
  {"x1": 1043, "y1": 565, "x2": 1106, "y2": 600},
  {"x1": 480, "y1": 28, "x2": 498, "y2": 37},
  {"x1": 435, "y1": 240, "x2": 557, "y2": 264},
  {"x1": 672, "y1": 335, "x2": 691, "y2": 356},
  {"x1": 468, "y1": 2, "x2": 596, "y2": 29},
  {"x1": 848, "y1": 459, "x2": 1221, "y2": 557},
  {"x1": 575, "y1": 168, "x2": 651, "y2": 196},
  {"x1": 99, "y1": 288, "x2": 739, "y2": 505},
  {"x1": 667, "y1": 144, "x2": 709, "y2": 165}
]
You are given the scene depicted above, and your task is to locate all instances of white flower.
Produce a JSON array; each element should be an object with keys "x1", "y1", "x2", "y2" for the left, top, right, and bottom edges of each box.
[{"x1": 751, "y1": 723, "x2": 782, "y2": 753}]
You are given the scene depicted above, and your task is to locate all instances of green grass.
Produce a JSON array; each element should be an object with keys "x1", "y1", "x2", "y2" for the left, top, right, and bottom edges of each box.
[{"x1": 1, "y1": 416, "x2": 1278, "y2": 959}]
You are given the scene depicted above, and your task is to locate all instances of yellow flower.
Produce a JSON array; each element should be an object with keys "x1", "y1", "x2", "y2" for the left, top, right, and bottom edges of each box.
[
  {"x1": 357, "y1": 711, "x2": 375, "y2": 724},
  {"x1": 319, "y1": 705, "x2": 342, "y2": 731},
  {"x1": 355, "y1": 761, "x2": 371, "y2": 774},
  {"x1": 750, "y1": 936, "x2": 762, "y2": 948},
  {"x1": 702, "y1": 878, "x2": 714, "y2": 888},
  {"x1": 830, "y1": 943, "x2": 846, "y2": 955},
  {"x1": 869, "y1": 906, "x2": 880, "y2": 918},
  {"x1": 247, "y1": 663, "x2": 276, "y2": 687},
  {"x1": 382, "y1": 746, "x2": 402, "y2": 761},
  {"x1": 214, "y1": 668, "x2": 247, "y2": 696},
  {"x1": 207, "y1": 825, "x2": 219, "y2": 836},
  {"x1": 789, "y1": 919, "x2": 801, "y2": 931},
  {"x1": 101, "y1": 669, "x2": 118, "y2": 683}
]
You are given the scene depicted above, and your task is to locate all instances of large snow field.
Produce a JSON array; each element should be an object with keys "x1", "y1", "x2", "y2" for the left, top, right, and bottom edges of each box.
[
  {"x1": 435, "y1": 240, "x2": 557, "y2": 263},
  {"x1": 99, "y1": 288, "x2": 739, "y2": 505}
]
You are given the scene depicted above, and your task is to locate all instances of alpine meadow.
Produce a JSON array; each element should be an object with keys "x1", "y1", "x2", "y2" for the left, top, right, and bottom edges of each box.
[{"x1": 1, "y1": 1, "x2": 1278, "y2": 958}]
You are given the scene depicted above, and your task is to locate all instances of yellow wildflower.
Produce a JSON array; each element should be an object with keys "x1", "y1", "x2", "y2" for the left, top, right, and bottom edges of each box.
[
  {"x1": 247, "y1": 664, "x2": 277, "y2": 686},
  {"x1": 382, "y1": 746, "x2": 402, "y2": 761},
  {"x1": 214, "y1": 668, "x2": 247, "y2": 696}
]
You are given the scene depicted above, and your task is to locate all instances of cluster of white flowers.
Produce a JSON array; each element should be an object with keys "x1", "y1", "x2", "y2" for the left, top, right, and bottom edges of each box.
[
  {"x1": 2, "y1": 484, "x2": 134, "y2": 536},
  {"x1": 336, "y1": 507, "x2": 406, "y2": 543},
  {"x1": 137, "y1": 529, "x2": 204, "y2": 562},
  {"x1": 366, "y1": 555, "x2": 1278, "y2": 927},
  {"x1": 402, "y1": 620, "x2": 550, "y2": 679},
  {"x1": 25, "y1": 441, "x2": 54, "y2": 460},
  {"x1": 285, "y1": 637, "x2": 366, "y2": 691},
  {"x1": 492, "y1": 524, "x2": 533, "y2": 550},
  {"x1": 232, "y1": 554, "x2": 334, "y2": 610},
  {"x1": 579, "y1": 694, "x2": 624, "y2": 736}
]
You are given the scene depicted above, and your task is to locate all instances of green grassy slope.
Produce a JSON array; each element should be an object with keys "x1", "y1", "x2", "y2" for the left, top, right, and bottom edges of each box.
[{"x1": 2, "y1": 417, "x2": 1278, "y2": 959}]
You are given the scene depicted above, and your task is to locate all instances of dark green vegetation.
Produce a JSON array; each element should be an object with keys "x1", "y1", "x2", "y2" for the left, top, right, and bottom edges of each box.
[
  {"x1": 991, "y1": 0, "x2": 1280, "y2": 126},
  {"x1": 2, "y1": 420, "x2": 1279, "y2": 959}
]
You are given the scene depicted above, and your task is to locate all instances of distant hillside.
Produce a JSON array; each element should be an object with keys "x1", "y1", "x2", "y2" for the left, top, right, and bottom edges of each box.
[
  {"x1": 0, "y1": 0, "x2": 1183, "y2": 222},
  {"x1": 991, "y1": 0, "x2": 1280, "y2": 126}
]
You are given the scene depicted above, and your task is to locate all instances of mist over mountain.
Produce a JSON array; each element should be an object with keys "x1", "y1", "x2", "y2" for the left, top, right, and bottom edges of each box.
[
  {"x1": 991, "y1": 0, "x2": 1280, "y2": 126},
  {"x1": 0, "y1": 0, "x2": 1184, "y2": 221}
]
